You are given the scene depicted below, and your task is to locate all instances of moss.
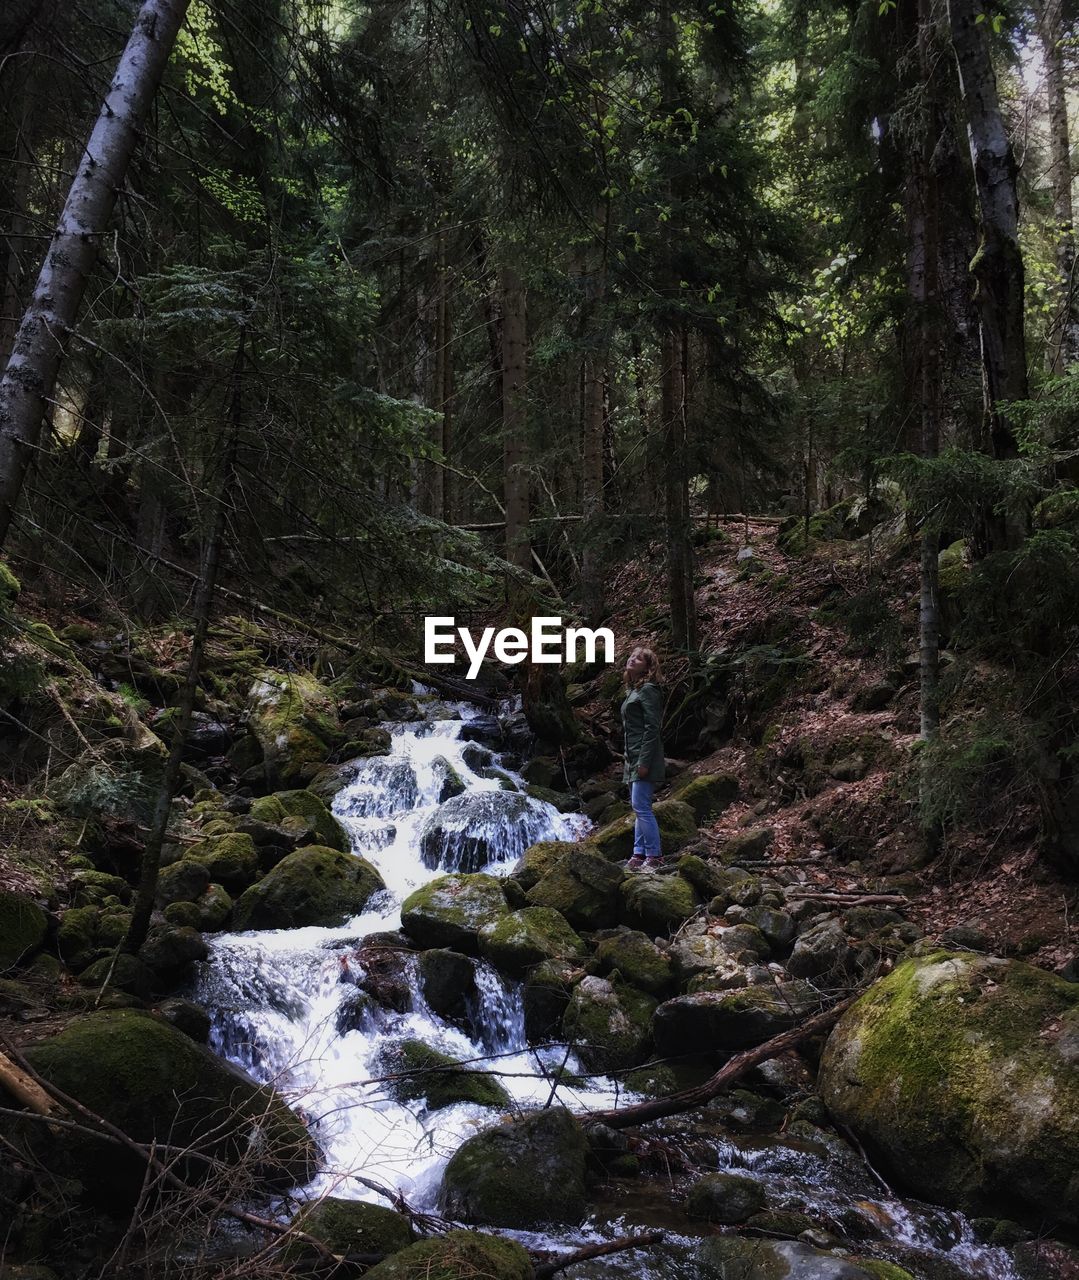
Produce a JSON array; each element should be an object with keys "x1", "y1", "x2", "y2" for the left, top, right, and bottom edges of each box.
[
  {"x1": 248, "y1": 669, "x2": 343, "y2": 783},
  {"x1": 511, "y1": 840, "x2": 575, "y2": 891},
  {"x1": 247, "y1": 788, "x2": 349, "y2": 851},
  {"x1": 381, "y1": 1039, "x2": 510, "y2": 1111},
  {"x1": 78, "y1": 953, "x2": 155, "y2": 1000},
  {"x1": 672, "y1": 773, "x2": 740, "y2": 822},
  {"x1": 0, "y1": 559, "x2": 21, "y2": 601},
  {"x1": 56, "y1": 905, "x2": 103, "y2": 970},
  {"x1": 400, "y1": 874, "x2": 509, "y2": 952},
  {"x1": 564, "y1": 975, "x2": 656, "y2": 1071},
  {"x1": 587, "y1": 799, "x2": 697, "y2": 862},
  {"x1": 196, "y1": 883, "x2": 232, "y2": 931},
  {"x1": 0, "y1": 891, "x2": 48, "y2": 969},
  {"x1": 937, "y1": 539, "x2": 969, "y2": 594},
  {"x1": 186, "y1": 832, "x2": 259, "y2": 892},
  {"x1": 820, "y1": 951, "x2": 1079, "y2": 1231},
  {"x1": 233, "y1": 845, "x2": 384, "y2": 930},
  {"x1": 478, "y1": 907, "x2": 587, "y2": 977},
  {"x1": 156, "y1": 859, "x2": 211, "y2": 906},
  {"x1": 619, "y1": 872, "x2": 700, "y2": 934},
  {"x1": 591, "y1": 929, "x2": 674, "y2": 996},
  {"x1": 524, "y1": 848, "x2": 624, "y2": 930},
  {"x1": 686, "y1": 1171, "x2": 765, "y2": 1223},
  {"x1": 360, "y1": 1230, "x2": 533, "y2": 1280},
  {"x1": 286, "y1": 1197, "x2": 414, "y2": 1263},
  {"x1": 849, "y1": 1263, "x2": 915, "y2": 1280},
  {"x1": 164, "y1": 900, "x2": 202, "y2": 929}
]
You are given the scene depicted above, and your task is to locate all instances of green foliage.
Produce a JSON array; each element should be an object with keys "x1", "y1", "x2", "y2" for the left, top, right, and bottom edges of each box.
[
  {"x1": 887, "y1": 448, "x2": 1044, "y2": 537},
  {"x1": 816, "y1": 586, "x2": 905, "y2": 662},
  {"x1": 50, "y1": 763, "x2": 156, "y2": 823}
]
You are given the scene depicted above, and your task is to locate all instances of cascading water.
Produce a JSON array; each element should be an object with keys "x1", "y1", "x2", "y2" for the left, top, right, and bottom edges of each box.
[{"x1": 194, "y1": 695, "x2": 1023, "y2": 1280}]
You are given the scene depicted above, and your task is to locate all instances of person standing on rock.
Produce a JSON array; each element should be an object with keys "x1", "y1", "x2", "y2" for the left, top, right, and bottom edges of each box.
[{"x1": 621, "y1": 646, "x2": 666, "y2": 871}]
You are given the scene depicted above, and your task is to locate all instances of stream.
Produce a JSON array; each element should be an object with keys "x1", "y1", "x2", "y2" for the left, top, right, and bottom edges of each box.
[{"x1": 192, "y1": 694, "x2": 1022, "y2": 1280}]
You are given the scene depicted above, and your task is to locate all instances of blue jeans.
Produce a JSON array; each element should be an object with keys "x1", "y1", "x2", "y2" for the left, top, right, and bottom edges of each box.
[{"x1": 631, "y1": 780, "x2": 661, "y2": 858}]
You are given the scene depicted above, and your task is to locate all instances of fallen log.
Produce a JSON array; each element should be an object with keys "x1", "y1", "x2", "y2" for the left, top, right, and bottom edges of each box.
[
  {"x1": 783, "y1": 893, "x2": 908, "y2": 906},
  {"x1": 533, "y1": 1231, "x2": 665, "y2": 1279},
  {"x1": 575, "y1": 994, "x2": 858, "y2": 1131},
  {"x1": 0, "y1": 1048, "x2": 59, "y2": 1116}
]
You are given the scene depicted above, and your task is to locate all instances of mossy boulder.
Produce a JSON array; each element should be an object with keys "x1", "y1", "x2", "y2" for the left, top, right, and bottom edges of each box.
[
  {"x1": 654, "y1": 981, "x2": 820, "y2": 1055},
  {"x1": 0, "y1": 892, "x2": 48, "y2": 969},
  {"x1": 360, "y1": 1230, "x2": 533, "y2": 1280},
  {"x1": 185, "y1": 832, "x2": 259, "y2": 892},
  {"x1": 668, "y1": 932, "x2": 748, "y2": 988},
  {"x1": 687, "y1": 1171, "x2": 766, "y2": 1223},
  {"x1": 0, "y1": 559, "x2": 20, "y2": 602},
  {"x1": 510, "y1": 840, "x2": 575, "y2": 892},
  {"x1": 478, "y1": 907, "x2": 587, "y2": 977},
  {"x1": 195, "y1": 883, "x2": 233, "y2": 931},
  {"x1": 77, "y1": 953, "x2": 155, "y2": 999},
  {"x1": 23, "y1": 1009, "x2": 317, "y2": 1200},
  {"x1": 248, "y1": 670, "x2": 343, "y2": 784},
  {"x1": 720, "y1": 827, "x2": 775, "y2": 863},
  {"x1": 70, "y1": 869, "x2": 130, "y2": 907},
  {"x1": 439, "y1": 1107, "x2": 589, "y2": 1227},
  {"x1": 400, "y1": 874, "x2": 510, "y2": 952},
  {"x1": 672, "y1": 772, "x2": 740, "y2": 823},
  {"x1": 156, "y1": 859, "x2": 211, "y2": 906},
  {"x1": 286, "y1": 1197, "x2": 414, "y2": 1264},
  {"x1": 523, "y1": 957, "x2": 585, "y2": 1042},
  {"x1": 620, "y1": 872, "x2": 700, "y2": 934},
  {"x1": 56, "y1": 906, "x2": 104, "y2": 970},
  {"x1": 525, "y1": 848, "x2": 625, "y2": 930},
  {"x1": 587, "y1": 799, "x2": 698, "y2": 862},
  {"x1": 233, "y1": 846, "x2": 385, "y2": 930},
  {"x1": 819, "y1": 951, "x2": 1079, "y2": 1231},
  {"x1": 380, "y1": 1039, "x2": 510, "y2": 1112},
  {"x1": 431, "y1": 754, "x2": 466, "y2": 802},
  {"x1": 564, "y1": 975, "x2": 656, "y2": 1071},
  {"x1": 247, "y1": 789, "x2": 349, "y2": 852},
  {"x1": 591, "y1": 928, "x2": 675, "y2": 996},
  {"x1": 697, "y1": 1237, "x2": 899, "y2": 1279},
  {"x1": 138, "y1": 925, "x2": 209, "y2": 983}
]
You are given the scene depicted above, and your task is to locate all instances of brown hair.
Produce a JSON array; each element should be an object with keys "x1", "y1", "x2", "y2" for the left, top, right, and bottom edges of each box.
[{"x1": 623, "y1": 645, "x2": 662, "y2": 688}]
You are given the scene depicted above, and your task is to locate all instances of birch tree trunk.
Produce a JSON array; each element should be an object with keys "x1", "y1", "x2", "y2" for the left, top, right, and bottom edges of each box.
[
  {"x1": 0, "y1": 0, "x2": 191, "y2": 549},
  {"x1": 501, "y1": 265, "x2": 530, "y2": 572}
]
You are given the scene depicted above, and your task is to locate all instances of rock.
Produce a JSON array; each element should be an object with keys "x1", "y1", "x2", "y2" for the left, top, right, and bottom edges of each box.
[
  {"x1": 672, "y1": 772, "x2": 740, "y2": 822},
  {"x1": 525, "y1": 848, "x2": 624, "y2": 929},
  {"x1": 852, "y1": 683, "x2": 896, "y2": 713},
  {"x1": 788, "y1": 919, "x2": 850, "y2": 978},
  {"x1": 687, "y1": 1171, "x2": 766, "y2": 1223},
  {"x1": 195, "y1": 883, "x2": 232, "y2": 931},
  {"x1": 418, "y1": 948, "x2": 479, "y2": 1023},
  {"x1": 830, "y1": 754, "x2": 867, "y2": 782},
  {"x1": 591, "y1": 928, "x2": 675, "y2": 996},
  {"x1": 380, "y1": 1039, "x2": 510, "y2": 1111},
  {"x1": 1012, "y1": 1240, "x2": 1079, "y2": 1280},
  {"x1": 741, "y1": 905, "x2": 796, "y2": 950},
  {"x1": 620, "y1": 872, "x2": 700, "y2": 934},
  {"x1": 511, "y1": 840, "x2": 576, "y2": 891},
  {"x1": 138, "y1": 926, "x2": 209, "y2": 982},
  {"x1": 347, "y1": 941, "x2": 415, "y2": 1012},
  {"x1": 819, "y1": 951, "x2": 1079, "y2": 1232},
  {"x1": 156, "y1": 859, "x2": 212, "y2": 906},
  {"x1": 164, "y1": 900, "x2": 201, "y2": 928},
  {"x1": 745, "y1": 1209, "x2": 817, "y2": 1238},
  {"x1": 431, "y1": 754, "x2": 466, "y2": 802},
  {"x1": 232, "y1": 846, "x2": 385, "y2": 930},
  {"x1": 400, "y1": 874, "x2": 510, "y2": 952},
  {"x1": 419, "y1": 790, "x2": 547, "y2": 873},
  {"x1": 78, "y1": 953, "x2": 154, "y2": 999},
  {"x1": 678, "y1": 854, "x2": 745, "y2": 903},
  {"x1": 360, "y1": 1230, "x2": 532, "y2": 1280},
  {"x1": 653, "y1": 982, "x2": 820, "y2": 1054},
  {"x1": 709, "y1": 1088, "x2": 787, "y2": 1133},
  {"x1": 0, "y1": 892, "x2": 48, "y2": 968},
  {"x1": 564, "y1": 975, "x2": 656, "y2": 1071},
  {"x1": 940, "y1": 922, "x2": 990, "y2": 951},
  {"x1": 439, "y1": 1107, "x2": 589, "y2": 1227},
  {"x1": 247, "y1": 669, "x2": 343, "y2": 785},
  {"x1": 696, "y1": 1237, "x2": 901, "y2": 1279},
  {"x1": 71, "y1": 869, "x2": 130, "y2": 907},
  {"x1": 286, "y1": 1197, "x2": 414, "y2": 1263},
  {"x1": 24, "y1": 1009, "x2": 317, "y2": 1200},
  {"x1": 246, "y1": 789, "x2": 349, "y2": 852},
  {"x1": 185, "y1": 833, "x2": 260, "y2": 893},
  {"x1": 459, "y1": 714, "x2": 502, "y2": 748},
  {"x1": 523, "y1": 957, "x2": 584, "y2": 1042},
  {"x1": 478, "y1": 907, "x2": 587, "y2": 977},
  {"x1": 669, "y1": 933, "x2": 747, "y2": 987},
  {"x1": 588, "y1": 798, "x2": 698, "y2": 862},
  {"x1": 157, "y1": 997, "x2": 211, "y2": 1043},
  {"x1": 720, "y1": 827, "x2": 774, "y2": 862},
  {"x1": 56, "y1": 906, "x2": 104, "y2": 971}
]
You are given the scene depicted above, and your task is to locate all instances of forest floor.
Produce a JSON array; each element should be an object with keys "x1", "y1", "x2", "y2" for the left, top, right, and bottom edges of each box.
[{"x1": 588, "y1": 517, "x2": 1077, "y2": 975}]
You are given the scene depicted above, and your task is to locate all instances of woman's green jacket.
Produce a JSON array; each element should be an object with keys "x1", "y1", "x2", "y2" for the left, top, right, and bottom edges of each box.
[{"x1": 621, "y1": 680, "x2": 665, "y2": 784}]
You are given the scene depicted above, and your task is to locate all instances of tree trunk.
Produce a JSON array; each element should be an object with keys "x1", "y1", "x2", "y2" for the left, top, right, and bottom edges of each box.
[
  {"x1": 662, "y1": 326, "x2": 696, "y2": 650},
  {"x1": 501, "y1": 264, "x2": 530, "y2": 573},
  {"x1": 0, "y1": 0, "x2": 191, "y2": 550},
  {"x1": 947, "y1": 0, "x2": 1027, "y2": 459},
  {"x1": 1037, "y1": 0, "x2": 1078, "y2": 372}
]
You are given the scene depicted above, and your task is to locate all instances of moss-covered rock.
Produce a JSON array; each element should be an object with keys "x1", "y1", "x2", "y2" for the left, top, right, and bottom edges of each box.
[
  {"x1": 439, "y1": 1107, "x2": 589, "y2": 1227},
  {"x1": 510, "y1": 841, "x2": 575, "y2": 892},
  {"x1": 0, "y1": 558, "x2": 21, "y2": 602},
  {"x1": 523, "y1": 957, "x2": 585, "y2": 1042},
  {"x1": 564, "y1": 975, "x2": 656, "y2": 1071},
  {"x1": 672, "y1": 773, "x2": 740, "y2": 823},
  {"x1": 400, "y1": 874, "x2": 510, "y2": 952},
  {"x1": 587, "y1": 799, "x2": 698, "y2": 862},
  {"x1": 138, "y1": 925, "x2": 209, "y2": 982},
  {"x1": 164, "y1": 900, "x2": 201, "y2": 928},
  {"x1": 286, "y1": 1197, "x2": 414, "y2": 1264},
  {"x1": 380, "y1": 1039, "x2": 510, "y2": 1112},
  {"x1": 591, "y1": 928, "x2": 675, "y2": 996},
  {"x1": 525, "y1": 848, "x2": 624, "y2": 930},
  {"x1": 668, "y1": 932, "x2": 748, "y2": 988},
  {"x1": 686, "y1": 1171, "x2": 766, "y2": 1223},
  {"x1": 185, "y1": 833, "x2": 259, "y2": 893},
  {"x1": 677, "y1": 854, "x2": 746, "y2": 903},
  {"x1": 360, "y1": 1230, "x2": 533, "y2": 1280},
  {"x1": 70, "y1": 869, "x2": 130, "y2": 907},
  {"x1": 156, "y1": 859, "x2": 211, "y2": 906},
  {"x1": 56, "y1": 906, "x2": 103, "y2": 971},
  {"x1": 654, "y1": 982, "x2": 820, "y2": 1055},
  {"x1": 0, "y1": 892, "x2": 48, "y2": 969},
  {"x1": 24, "y1": 1010, "x2": 317, "y2": 1200},
  {"x1": 247, "y1": 788, "x2": 349, "y2": 852},
  {"x1": 248, "y1": 670, "x2": 343, "y2": 785},
  {"x1": 195, "y1": 882, "x2": 233, "y2": 931},
  {"x1": 697, "y1": 1237, "x2": 899, "y2": 1279},
  {"x1": 431, "y1": 754, "x2": 466, "y2": 803},
  {"x1": 77, "y1": 953, "x2": 154, "y2": 1000},
  {"x1": 720, "y1": 827, "x2": 775, "y2": 862},
  {"x1": 232, "y1": 845, "x2": 383, "y2": 930},
  {"x1": 819, "y1": 951, "x2": 1079, "y2": 1231},
  {"x1": 478, "y1": 907, "x2": 587, "y2": 977},
  {"x1": 620, "y1": 872, "x2": 700, "y2": 934}
]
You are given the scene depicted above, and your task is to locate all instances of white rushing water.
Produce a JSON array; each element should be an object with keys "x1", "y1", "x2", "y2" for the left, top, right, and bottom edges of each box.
[{"x1": 194, "y1": 700, "x2": 631, "y2": 1210}]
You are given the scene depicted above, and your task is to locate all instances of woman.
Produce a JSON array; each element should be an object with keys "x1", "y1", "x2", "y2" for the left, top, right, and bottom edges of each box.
[{"x1": 621, "y1": 646, "x2": 666, "y2": 871}]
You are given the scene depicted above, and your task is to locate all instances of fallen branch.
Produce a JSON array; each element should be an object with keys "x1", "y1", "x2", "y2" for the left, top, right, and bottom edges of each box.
[
  {"x1": 0, "y1": 1049, "x2": 60, "y2": 1116},
  {"x1": 533, "y1": 1231, "x2": 665, "y2": 1279},
  {"x1": 783, "y1": 893, "x2": 908, "y2": 906},
  {"x1": 575, "y1": 994, "x2": 858, "y2": 1131}
]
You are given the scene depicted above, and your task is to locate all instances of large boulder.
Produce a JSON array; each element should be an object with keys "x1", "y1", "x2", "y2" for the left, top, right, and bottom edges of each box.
[
  {"x1": 417, "y1": 948, "x2": 479, "y2": 1024},
  {"x1": 510, "y1": 840, "x2": 576, "y2": 892},
  {"x1": 654, "y1": 982, "x2": 820, "y2": 1055},
  {"x1": 418, "y1": 790, "x2": 549, "y2": 872},
  {"x1": 591, "y1": 928, "x2": 675, "y2": 996},
  {"x1": 564, "y1": 975, "x2": 656, "y2": 1071},
  {"x1": 687, "y1": 1171, "x2": 766, "y2": 1223},
  {"x1": 360, "y1": 1231, "x2": 532, "y2": 1280},
  {"x1": 185, "y1": 832, "x2": 260, "y2": 892},
  {"x1": 672, "y1": 772, "x2": 740, "y2": 823},
  {"x1": 245, "y1": 789, "x2": 349, "y2": 852},
  {"x1": 285, "y1": 1198, "x2": 413, "y2": 1263},
  {"x1": 439, "y1": 1107, "x2": 589, "y2": 1227},
  {"x1": 247, "y1": 670, "x2": 343, "y2": 785},
  {"x1": 400, "y1": 874, "x2": 510, "y2": 952},
  {"x1": 788, "y1": 918, "x2": 850, "y2": 978},
  {"x1": 0, "y1": 892, "x2": 48, "y2": 969},
  {"x1": 23, "y1": 1010, "x2": 316, "y2": 1200},
  {"x1": 819, "y1": 951, "x2": 1079, "y2": 1231},
  {"x1": 587, "y1": 799, "x2": 697, "y2": 862},
  {"x1": 379, "y1": 1040, "x2": 510, "y2": 1112},
  {"x1": 620, "y1": 872, "x2": 700, "y2": 934},
  {"x1": 232, "y1": 846, "x2": 384, "y2": 930},
  {"x1": 478, "y1": 907, "x2": 587, "y2": 977},
  {"x1": 525, "y1": 848, "x2": 625, "y2": 930}
]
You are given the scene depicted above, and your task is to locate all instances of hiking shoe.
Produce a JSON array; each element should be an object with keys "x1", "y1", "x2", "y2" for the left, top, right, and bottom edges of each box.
[
  {"x1": 641, "y1": 857, "x2": 663, "y2": 872},
  {"x1": 625, "y1": 855, "x2": 647, "y2": 870}
]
